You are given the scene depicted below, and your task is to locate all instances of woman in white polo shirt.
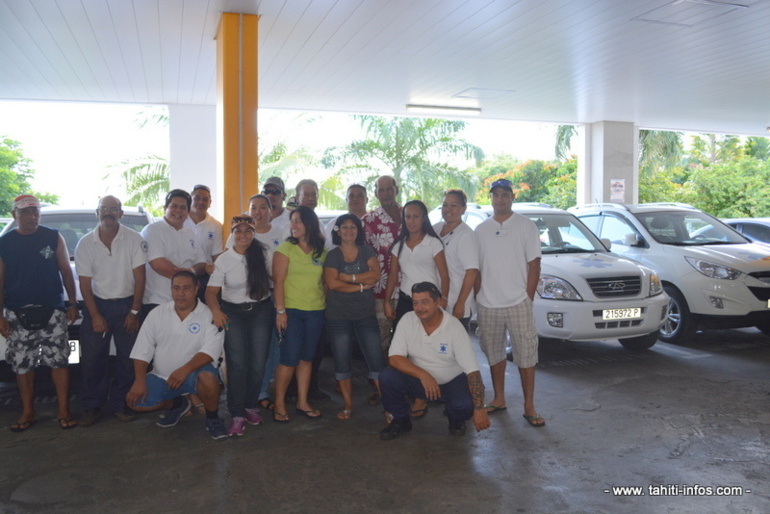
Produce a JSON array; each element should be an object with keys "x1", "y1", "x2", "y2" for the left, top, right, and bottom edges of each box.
[
  {"x1": 383, "y1": 199, "x2": 450, "y2": 420},
  {"x1": 206, "y1": 216, "x2": 273, "y2": 437}
]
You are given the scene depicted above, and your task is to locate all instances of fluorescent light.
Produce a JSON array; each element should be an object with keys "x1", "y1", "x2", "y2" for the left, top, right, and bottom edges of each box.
[{"x1": 405, "y1": 104, "x2": 481, "y2": 116}]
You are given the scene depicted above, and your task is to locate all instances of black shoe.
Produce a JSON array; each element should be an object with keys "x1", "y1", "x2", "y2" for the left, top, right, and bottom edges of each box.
[
  {"x1": 448, "y1": 418, "x2": 467, "y2": 436},
  {"x1": 80, "y1": 409, "x2": 102, "y2": 427},
  {"x1": 308, "y1": 389, "x2": 331, "y2": 401},
  {"x1": 380, "y1": 417, "x2": 412, "y2": 441}
]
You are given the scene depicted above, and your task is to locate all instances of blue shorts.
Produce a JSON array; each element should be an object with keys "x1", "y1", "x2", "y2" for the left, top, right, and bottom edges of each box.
[{"x1": 134, "y1": 364, "x2": 220, "y2": 408}]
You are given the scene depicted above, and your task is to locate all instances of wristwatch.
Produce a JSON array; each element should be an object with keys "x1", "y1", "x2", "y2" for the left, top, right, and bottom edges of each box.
[
  {"x1": 130, "y1": 309, "x2": 140, "y2": 316},
  {"x1": 276, "y1": 309, "x2": 286, "y2": 315}
]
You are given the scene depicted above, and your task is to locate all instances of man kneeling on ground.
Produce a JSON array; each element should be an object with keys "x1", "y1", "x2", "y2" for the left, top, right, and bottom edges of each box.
[
  {"x1": 379, "y1": 281, "x2": 490, "y2": 440},
  {"x1": 126, "y1": 271, "x2": 227, "y2": 440}
]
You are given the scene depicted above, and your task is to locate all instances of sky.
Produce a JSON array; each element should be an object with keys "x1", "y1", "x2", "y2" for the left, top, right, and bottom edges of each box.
[{"x1": 0, "y1": 100, "x2": 558, "y2": 207}]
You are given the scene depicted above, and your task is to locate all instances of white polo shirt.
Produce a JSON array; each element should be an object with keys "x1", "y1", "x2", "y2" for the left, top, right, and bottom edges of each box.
[
  {"x1": 271, "y1": 208, "x2": 291, "y2": 234},
  {"x1": 475, "y1": 212, "x2": 541, "y2": 308},
  {"x1": 391, "y1": 235, "x2": 445, "y2": 295},
  {"x1": 389, "y1": 310, "x2": 479, "y2": 385},
  {"x1": 184, "y1": 213, "x2": 223, "y2": 263},
  {"x1": 433, "y1": 221, "x2": 479, "y2": 318},
  {"x1": 208, "y1": 247, "x2": 270, "y2": 304},
  {"x1": 141, "y1": 218, "x2": 205, "y2": 305},
  {"x1": 130, "y1": 300, "x2": 224, "y2": 380},
  {"x1": 75, "y1": 224, "x2": 147, "y2": 300}
]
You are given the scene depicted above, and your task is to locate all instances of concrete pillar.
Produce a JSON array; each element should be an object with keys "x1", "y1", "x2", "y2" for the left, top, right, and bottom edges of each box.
[
  {"x1": 576, "y1": 121, "x2": 639, "y2": 205},
  {"x1": 216, "y1": 13, "x2": 259, "y2": 225},
  {"x1": 168, "y1": 104, "x2": 220, "y2": 219}
]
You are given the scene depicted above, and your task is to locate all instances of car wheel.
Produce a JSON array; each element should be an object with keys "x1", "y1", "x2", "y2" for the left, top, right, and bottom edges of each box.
[
  {"x1": 619, "y1": 331, "x2": 659, "y2": 351},
  {"x1": 659, "y1": 285, "x2": 695, "y2": 343}
]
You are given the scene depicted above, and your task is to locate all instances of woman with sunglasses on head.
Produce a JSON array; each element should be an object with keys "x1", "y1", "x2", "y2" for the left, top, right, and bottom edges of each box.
[
  {"x1": 205, "y1": 216, "x2": 273, "y2": 437},
  {"x1": 323, "y1": 214, "x2": 385, "y2": 420},
  {"x1": 272, "y1": 206, "x2": 327, "y2": 422},
  {"x1": 432, "y1": 189, "x2": 479, "y2": 331},
  {"x1": 383, "y1": 199, "x2": 450, "y2": 420}
]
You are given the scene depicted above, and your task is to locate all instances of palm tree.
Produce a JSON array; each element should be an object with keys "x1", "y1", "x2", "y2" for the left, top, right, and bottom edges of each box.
[
  {"x1": 638, "y1": 129, "x2": 683, "y2": 176},
  {"x1": 326, "y1": 115, "x2": 484, "y2": 206},
  {"x1": 107, "y1": 155, "x2": 169, "y2": 213},
  {"x1": 555, "y1": 125, "x2": 578, "y2": 161}
]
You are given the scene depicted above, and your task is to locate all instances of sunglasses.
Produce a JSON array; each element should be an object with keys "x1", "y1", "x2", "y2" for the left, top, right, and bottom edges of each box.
[{"x1": 262, "y1": 189, "x2": 282, "y2": 195}]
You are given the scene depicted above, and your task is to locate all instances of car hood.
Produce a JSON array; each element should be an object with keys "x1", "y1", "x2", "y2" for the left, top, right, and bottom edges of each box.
[
  {"x1": 675, "y1": 243, "x2": 770, "y2": 272},
  {"x1": 542, "y1": 252, "x2": 647, "y2": 278}
]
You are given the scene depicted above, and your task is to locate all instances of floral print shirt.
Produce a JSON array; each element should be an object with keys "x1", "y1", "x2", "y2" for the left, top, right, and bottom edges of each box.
[{"x1": 362, "y1": 206, "x2": 400, "y2": 299}]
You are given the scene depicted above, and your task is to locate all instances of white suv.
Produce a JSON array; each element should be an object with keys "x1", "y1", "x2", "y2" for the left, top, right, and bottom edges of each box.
[
  {"x1": 431, "y1": 204, "x2": 669, "y2": 350},
  {"x1": 571, "y1": 203, "x2": 770, "y2": 343}
]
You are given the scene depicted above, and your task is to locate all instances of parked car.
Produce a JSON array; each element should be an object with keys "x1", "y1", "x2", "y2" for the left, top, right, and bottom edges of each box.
[
  {"x1": 0, "y1": 206, "x2": 154, "y2": 364},
  {"x1": 571, "y1": 203, "x2": 770, "y2": 343},
  {"x1": 722, "y1": 218, "x2": 770, "y2": 245}
]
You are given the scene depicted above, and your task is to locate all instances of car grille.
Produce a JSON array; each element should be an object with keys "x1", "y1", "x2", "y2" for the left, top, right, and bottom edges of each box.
[
  {"x1": 594, "y1": 320, "x2": 644, "y2": 329},
  {"x1": 586, "y1": 276, "x2": 642, "y2": 298},
  {"x1": 748, "y1": 287, "x2": 770, "y2": 301}
]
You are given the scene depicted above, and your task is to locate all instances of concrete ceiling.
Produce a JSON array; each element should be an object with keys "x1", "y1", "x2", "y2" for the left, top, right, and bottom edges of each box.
[{"x1": 2, "y1": 0, "x2": 770, "y2": 135}]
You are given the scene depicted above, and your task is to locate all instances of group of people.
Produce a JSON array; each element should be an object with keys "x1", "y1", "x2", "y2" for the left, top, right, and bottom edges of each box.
[{"x1": 0, "y1": 173, "x2": 546, "y2": 442}]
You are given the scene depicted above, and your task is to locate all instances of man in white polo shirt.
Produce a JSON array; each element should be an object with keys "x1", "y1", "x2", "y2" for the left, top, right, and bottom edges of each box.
[
  {"x1": 126, "y1": 271, "x2": 227, "y2": 440},
  {"x1": 75, "y1": 195, "x2": 146, "y2": 426},
  {"x1": 261, "y1": 176, "x2": 291, "y2": 233},
  {"x1": 475, "y1": 178, "x2": 545, "y2": 427},
  {"x1": 184, "y1": 184, "x2": 223, "y2": 302},
  {"x1": 140, "y1": 189, "x2": 206, "y2": 312},
  {"x1": 378, "y1": 282, "x2": 490, "y2": 440}
]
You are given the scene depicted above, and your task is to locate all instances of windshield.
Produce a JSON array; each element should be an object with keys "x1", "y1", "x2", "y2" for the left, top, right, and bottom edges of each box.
[
  {"x1": 3, "y1": 212, "x2": 151, "y2": 256},
  {"x1": 634, "y1": 211, "x2": 748, "y2": 246},
  {"x1": 525, "y1": 213, "x2": 606, "y2": 254}
]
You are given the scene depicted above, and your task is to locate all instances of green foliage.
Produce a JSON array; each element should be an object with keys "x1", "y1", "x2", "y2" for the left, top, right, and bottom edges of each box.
[
  {"x1": 324, "y1": 115, "x2": 484, "y2": 208},
  {"x1": 744, "y1": 137, "x2": 770, "y2": 161},
  {"x1": 0, "y1": 138, "x2": 58, "y2": 216},
  {"x1": 105, "y1": 155, "x2": 169, "y2": 216},
  {"x1": 471, "y1": 155, "x2": 577, "y2": 209},
  {"x1": 639, "y1": 130, "x2": 683, "y2": 176},
  {"x1": 555, "y1": 125, "x2": 578, "y2": 161},
  {"x1": 687, "y1": 133, "x2": 742, "y2": 167}
]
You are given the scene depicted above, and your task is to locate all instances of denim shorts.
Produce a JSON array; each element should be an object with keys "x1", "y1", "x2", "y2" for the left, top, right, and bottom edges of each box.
[{"x1": 134, "y1": 363, "x2": 220, "y2": 408}]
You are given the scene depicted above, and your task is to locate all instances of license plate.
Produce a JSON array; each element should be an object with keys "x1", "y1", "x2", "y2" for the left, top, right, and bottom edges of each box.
[
  {"x1": 602, "y1": 308, "x2": 641, "y2": 320},
  {"x1": 68, "y1": 339, "x2": 80, "y2": 365}
]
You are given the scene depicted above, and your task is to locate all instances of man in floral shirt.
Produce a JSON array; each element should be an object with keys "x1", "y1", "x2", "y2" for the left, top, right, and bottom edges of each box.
[{"x1": 362, "y1": 175, "x2": 402, "y2": 350}]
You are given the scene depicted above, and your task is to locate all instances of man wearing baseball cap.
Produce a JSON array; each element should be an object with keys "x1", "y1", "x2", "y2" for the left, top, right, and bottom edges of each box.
[
  {"x1": 474, "y1": 179, "x2": 545, "y2": 427},
  {"x1": 262, "y1": 177, "x2": 291, "y2": 233},
  {"x1": 0, "y1": 195, "x2": 80, "y2": 431}
]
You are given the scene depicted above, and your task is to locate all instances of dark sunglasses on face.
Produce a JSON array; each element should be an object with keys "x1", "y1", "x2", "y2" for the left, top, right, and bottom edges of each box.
[{"x1": 262, "y1": 189, "x2": 282, "y2": 195}]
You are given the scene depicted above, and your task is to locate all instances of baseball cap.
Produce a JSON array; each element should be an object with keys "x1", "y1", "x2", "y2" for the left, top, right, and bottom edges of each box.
[
  {"x1": 231, "y1": 215, "x2": 256, "y2": 232},
  {"x1": 13, "y1": 195, "x2": 41, "y2": 210},
  {"x1": 489, "y1": 178, "x2": 514, "y2": 193},
  {"x1": 263, "y1": 176, "x2": 285, "y2": 193}
]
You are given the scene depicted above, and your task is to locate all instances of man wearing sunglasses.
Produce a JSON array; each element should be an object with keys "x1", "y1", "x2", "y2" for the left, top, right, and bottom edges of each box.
[{"x1": 261, "y1": 176, "x2": 290, "y2": 233}]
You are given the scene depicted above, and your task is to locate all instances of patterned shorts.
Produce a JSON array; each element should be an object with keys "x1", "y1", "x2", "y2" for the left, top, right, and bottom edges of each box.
[
  {"x1": 477, "y1": 298, "x2": 539, "y2": 368},
  {"x1": 5, "y1": 309, "x2": 70, "y2": 374}
]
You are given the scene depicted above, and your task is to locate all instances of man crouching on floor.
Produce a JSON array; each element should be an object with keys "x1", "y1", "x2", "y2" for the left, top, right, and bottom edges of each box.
[
  {"x1": 379, "y1": 281, "x2": 490, "y2": 440},
  {"x1": 126, "y1": 271, "x2": 227, "y2": 440}
]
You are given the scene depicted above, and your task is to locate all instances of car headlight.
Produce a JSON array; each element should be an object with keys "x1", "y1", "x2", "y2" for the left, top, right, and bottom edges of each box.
[
  {"x1": 684, "y1": 256, "x2": 742, "y2": 280},
  {"x1": 537, "y1": 275, "x2": 582, "y2": 300},
  {"x1": 649, "y1": 272, "x2": 663, "y2": 296}
]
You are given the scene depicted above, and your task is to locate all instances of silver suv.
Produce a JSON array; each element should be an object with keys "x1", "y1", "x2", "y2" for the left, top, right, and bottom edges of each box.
[
  {"x1": 0, "y1": 206, "x2": 153, "y2": 363},
  {"x1": 571, "y1": 203, "x2": 770, "y2": 343}
]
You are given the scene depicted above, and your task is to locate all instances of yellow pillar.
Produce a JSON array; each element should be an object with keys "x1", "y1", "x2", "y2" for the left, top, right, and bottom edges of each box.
[{"x1": 216, "y1": 13, "x2": 259, "y2": 228}]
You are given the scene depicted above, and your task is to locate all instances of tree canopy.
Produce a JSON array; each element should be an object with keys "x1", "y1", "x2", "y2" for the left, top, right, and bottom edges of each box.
[{"x1": 0, "y1": 138, "x2": 57, "y2": 216}]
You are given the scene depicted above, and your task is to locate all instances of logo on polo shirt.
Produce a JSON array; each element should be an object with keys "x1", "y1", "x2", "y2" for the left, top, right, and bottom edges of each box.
[
  {"x1": 439, "y1": 343, "x2": 448, "y2": 353},
  {"x1": 207, "y1": 231, "x2": 214, "y2": 240},
  {"x1": 189, "y1": 322, "x2": 201, "y2": 334},
  {"x1": 40, "y1": 245, "x2": 55, "y2": 259}
]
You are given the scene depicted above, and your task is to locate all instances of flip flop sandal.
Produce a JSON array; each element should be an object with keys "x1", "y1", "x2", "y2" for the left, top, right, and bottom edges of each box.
[
  {"x1": 57, "y1": 417, "x2": 78, "y2": 429},
  {"x1": 11, "y1": 419, "x2": 37, "y2": 432}
]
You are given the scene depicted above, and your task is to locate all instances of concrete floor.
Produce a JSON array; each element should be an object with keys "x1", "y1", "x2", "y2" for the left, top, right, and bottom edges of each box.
[{"x1": 1, "y1": 328, "x2": 769, "y2": 513}]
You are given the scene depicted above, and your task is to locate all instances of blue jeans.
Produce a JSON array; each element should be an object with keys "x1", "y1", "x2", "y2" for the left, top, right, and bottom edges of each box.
[
  {"x1": 325, "y1": 315, "x2": 385, "y2": 380},
  {"x1": 134, "y1": 364, "x2": 220, "y2": 408},
  {"x1": 79, "y1": 296, "x2": 137, "y2": 412},
  {"x1": 221, "y1": 299, "x2": 275, "y2": 417},
  {"x1": 280, "y1": 309, "x2": 325, "y2": 367},
  {"x1": 259, "y1": 329, "x2": 280, "y2": 400},
  {"x1": 379, "y1": 366, "x2": 473, "y2": 422}
]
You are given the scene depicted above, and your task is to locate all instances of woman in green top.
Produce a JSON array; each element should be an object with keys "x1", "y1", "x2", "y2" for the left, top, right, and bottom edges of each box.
[{"x1": 272, "y1": 206, "x2": 327, "y2": 422}]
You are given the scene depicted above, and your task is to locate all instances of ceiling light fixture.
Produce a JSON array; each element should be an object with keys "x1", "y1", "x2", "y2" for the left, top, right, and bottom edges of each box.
[{"x1": 406, "y1": 104, "x2": 482, "y2": 116}]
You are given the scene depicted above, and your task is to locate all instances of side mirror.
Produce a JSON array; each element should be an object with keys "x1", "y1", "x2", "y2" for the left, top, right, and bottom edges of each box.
[
  {"x1": 600, "y1": 238, "x2": 612, "y2": 250},
  {"x1": 623, "y1": 233, "x2": 639, "y2": 246}
]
